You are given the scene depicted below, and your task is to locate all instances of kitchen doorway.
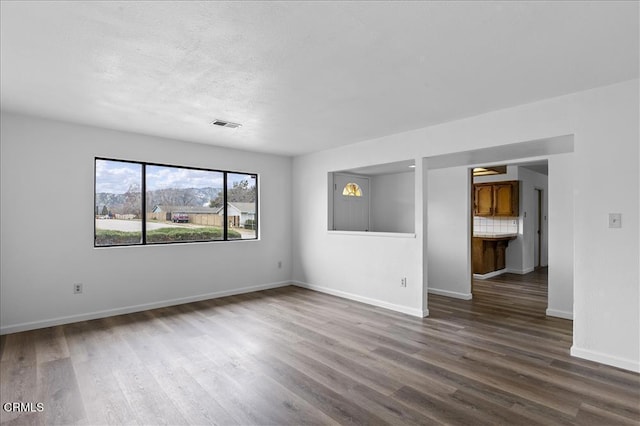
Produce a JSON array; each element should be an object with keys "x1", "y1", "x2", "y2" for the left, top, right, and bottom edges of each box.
[
  {"x1": 470, "y1": 161, "x2": 548, "y2": 297},
  {"x1": 425, "y1": 134, "x2": 574, "y2": 322}
]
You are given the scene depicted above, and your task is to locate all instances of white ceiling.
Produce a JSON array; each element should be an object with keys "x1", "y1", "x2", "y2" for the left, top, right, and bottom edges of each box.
[{"x1": 1, "y1": 1, "x2": 638, "y2": 156}]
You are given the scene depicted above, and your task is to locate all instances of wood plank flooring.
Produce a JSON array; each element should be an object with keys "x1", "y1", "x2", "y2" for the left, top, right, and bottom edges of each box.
[{"x1": 1, "y1": 269, "x2": 639, "y2": 425}]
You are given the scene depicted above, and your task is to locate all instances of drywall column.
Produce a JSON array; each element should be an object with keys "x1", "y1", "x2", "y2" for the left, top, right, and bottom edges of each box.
[
  {"x1": 420, "y1": 157, "x2": 429, "y2": 316},
  {"x1": 571, "y1": 83, "x2": 639, "y2": 371},
  {"x1": 426, "y1": 165, "x2": 472, "y2": 299},
  {"x1": 547, "y1": 153, "x2": 574, "y2": 319}
]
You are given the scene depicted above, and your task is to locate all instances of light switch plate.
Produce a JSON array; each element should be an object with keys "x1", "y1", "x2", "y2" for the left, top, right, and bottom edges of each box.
[{"x1": 609, "y1": 213, "x2": 622, "y2": 228}]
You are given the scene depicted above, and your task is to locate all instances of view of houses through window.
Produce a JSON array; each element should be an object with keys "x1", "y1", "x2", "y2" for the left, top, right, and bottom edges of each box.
[{"x1": 95, "y1": 158, "x2": 257, "y2": 246}]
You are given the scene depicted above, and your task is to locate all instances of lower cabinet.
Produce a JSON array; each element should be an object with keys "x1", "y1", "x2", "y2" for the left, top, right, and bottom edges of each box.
[
  {"x1": 472, "y1": 237, "x2": 514, "y2": 274},
  {"x1": 495, "y1": 240, "x2": 508, "y2": 271}
]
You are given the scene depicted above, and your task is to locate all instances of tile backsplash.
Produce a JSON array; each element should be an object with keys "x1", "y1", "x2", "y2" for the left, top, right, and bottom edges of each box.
[{"x1": 474, "y1": 216, "x2": 519, "y2": 234}]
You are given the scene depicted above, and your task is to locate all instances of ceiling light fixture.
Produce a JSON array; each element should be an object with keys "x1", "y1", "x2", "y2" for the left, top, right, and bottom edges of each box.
[
  {"x1": 473, "y1": 166, "x2": 507, "y2": 176},
  {"x1": 210, "y1": 119, "x2": 242, "y2": 129}
]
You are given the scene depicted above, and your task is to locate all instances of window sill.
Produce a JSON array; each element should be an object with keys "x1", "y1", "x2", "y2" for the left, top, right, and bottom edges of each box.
[
  {"x1": 94, "y1": 237, "x2": 260, "y2": 249},
  {"x1": 328, "y1": 230, "x2": 416, "y2": 238}
]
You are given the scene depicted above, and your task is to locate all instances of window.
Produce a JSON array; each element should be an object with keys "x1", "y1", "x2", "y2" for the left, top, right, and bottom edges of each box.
[
  {"x1": 95, "y1": 159, "x2": 143, "y2": 245},
  {"x1": 227, "y1": 173, "x2": 258, "y2": 240},
  {"x1": 95, "y1": 158, "x2": 258, "y2": 247},
  {"x1": 342, "y1": 182, "x2": 363, "y2": 197},
  {"x1": 145, "y1": 165, "x2": 226, "y2": 244}
]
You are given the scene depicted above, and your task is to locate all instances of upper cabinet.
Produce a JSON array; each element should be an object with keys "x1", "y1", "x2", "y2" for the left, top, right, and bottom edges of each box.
[
  {"x1": 474, "y1": 184, "x2": 493, "y2": 216},
  {"x1": 473, "y1": 180, "x2": 519, "y2": 217}
]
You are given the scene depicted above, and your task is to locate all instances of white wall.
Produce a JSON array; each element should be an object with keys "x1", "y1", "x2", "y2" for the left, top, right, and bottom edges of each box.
[
  {"x1": 293, "y1": 149, "x2": 425, "y2": 316},
  {"x1": 427, "y1": 166, "x2": 471, "y2": 299},
  {"x1": 547, "y1": 153, "x2": 574, "y2": 319},
  {"x1": 518, "y1": 166, "x2": 549, "y2": 271},
  {"x1": 0, "y1": 112, "x2": 293, "y2": 333},
  {"x1": 292, "y1": 79, "x2": 639, "y2": 372},
  {"x1": 570, "y1": 81, "x2": 639, "y2": 371},
  {"x1": 371, "y1": 171, "x2": 415, "y2": 233}
]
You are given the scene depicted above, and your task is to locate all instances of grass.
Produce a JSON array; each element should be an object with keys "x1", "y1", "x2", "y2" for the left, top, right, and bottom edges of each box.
[
  {"x1": 96, "y1": 226, "x2": 241, "y2": 246},
  {"x1": 95, "y1": 230, "x2": 142, "y2": 246}
]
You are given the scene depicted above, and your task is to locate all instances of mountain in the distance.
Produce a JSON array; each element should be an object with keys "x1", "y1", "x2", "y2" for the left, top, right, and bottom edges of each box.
[{"x1": 96, "y1": 187, "x2": 222, "y2": 214}]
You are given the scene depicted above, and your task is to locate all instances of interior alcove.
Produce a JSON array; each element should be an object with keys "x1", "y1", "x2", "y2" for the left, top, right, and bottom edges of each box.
[{"x1": 328, "y1": 160, "x2": 415, "y2": 233}]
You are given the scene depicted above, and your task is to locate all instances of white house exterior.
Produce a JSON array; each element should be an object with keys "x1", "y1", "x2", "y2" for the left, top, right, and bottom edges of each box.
[{"x1": 215, "y1": 202, "x2": 256, "y2": 227}]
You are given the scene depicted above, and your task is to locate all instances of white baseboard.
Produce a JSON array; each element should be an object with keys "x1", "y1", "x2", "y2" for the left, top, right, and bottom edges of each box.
[
  {"x1": 473, "y1": 269, "x2": 506, "y2": 280},
  {"x1": 0, "y1": 281, "x2": 291, "y2": 335},
  {"x1": 546, "y1": 308, "x2": 574, "y2": 320},
  {"x1": 571, "y1": 346, "x2": 639, "y2": 373},
  {"x1": 292, "y1": 281, "x2": 426, "y2": 317},
  {"x1": 427, "y1": 288, "x2": 473, "y2": 300},
  {"x1": 473, "y1": 267, "x2": 535, "y2": 280},
  {"x1": 506, "y1": 267, "x2": 535, "y2": 275}
]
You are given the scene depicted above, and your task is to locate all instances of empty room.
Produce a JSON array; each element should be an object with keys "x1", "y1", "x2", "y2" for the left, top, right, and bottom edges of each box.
[{"x1": 1, "y1": 1, "x2": 639, "y2": 425}]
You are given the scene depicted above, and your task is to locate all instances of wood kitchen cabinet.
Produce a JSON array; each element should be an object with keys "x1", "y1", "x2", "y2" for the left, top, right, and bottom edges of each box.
[
  {"x1": 472, "y1": 236, "x2": 515, "y2": 274},
  {"x1": 473, "y1": 180, "x2": 519, "y2": 217},
  {"x1": 474, "y1": 184, "x2": 493, "y2": 216},
  {"x1": 495, "y1": 240, "x2": 508, "y2": 270}
]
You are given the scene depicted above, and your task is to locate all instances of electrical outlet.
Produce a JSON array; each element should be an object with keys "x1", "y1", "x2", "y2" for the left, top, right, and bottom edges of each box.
[
  {"x1": 400, "y1": 278, "x2": 407, "y2": 287},
  {"x1": 73, "y1": 283, "x2": 83, "y2": 294},
  {"x1": 609, "y1": 213, "x2": 622, "y2": 228},
  {"x1": 278, "y1": 261, "x2": 282, "y2": 269}
]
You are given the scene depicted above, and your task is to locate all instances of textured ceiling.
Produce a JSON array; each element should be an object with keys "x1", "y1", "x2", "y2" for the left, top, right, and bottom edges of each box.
[{"x1": 1, "y1": 1, "x2": 638, "y2": 156}]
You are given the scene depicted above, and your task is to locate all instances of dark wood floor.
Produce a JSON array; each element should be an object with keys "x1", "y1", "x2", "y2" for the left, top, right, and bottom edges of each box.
[{"x1": 1, "y1": 269, "x2": 639, "y2": 425}]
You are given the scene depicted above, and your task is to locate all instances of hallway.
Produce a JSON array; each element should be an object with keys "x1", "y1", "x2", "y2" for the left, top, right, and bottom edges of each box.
[{"x1": 472, "y1": 267, "x2": 549, "y2": 318}]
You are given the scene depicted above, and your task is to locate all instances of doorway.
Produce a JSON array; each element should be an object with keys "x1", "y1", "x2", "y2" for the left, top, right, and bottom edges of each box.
[
  {"x1": 425, "y1": 135, "x2": 574, "y2": 321},
  {"x1": 470, "y1": 161, "x2": 548, "y2": 281}
]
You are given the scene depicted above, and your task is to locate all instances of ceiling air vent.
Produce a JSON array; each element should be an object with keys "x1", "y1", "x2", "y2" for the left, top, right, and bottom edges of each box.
[{"x1": 211, "y1": 119, "x2": 242, "y2": 129}]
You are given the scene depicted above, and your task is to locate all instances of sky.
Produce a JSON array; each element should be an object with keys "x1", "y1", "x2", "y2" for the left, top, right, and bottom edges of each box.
[
  {"x1": 146, "y1": 165, "x2": 223, "y2": 191},
  {"x1": 96, "y1": 159, "x2": 256, "y2": 194}
]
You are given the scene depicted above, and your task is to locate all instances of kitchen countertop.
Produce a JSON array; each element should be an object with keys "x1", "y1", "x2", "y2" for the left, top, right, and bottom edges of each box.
[{"x1": 473, "y1": 233, "x2": 518, "y2": 240}]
